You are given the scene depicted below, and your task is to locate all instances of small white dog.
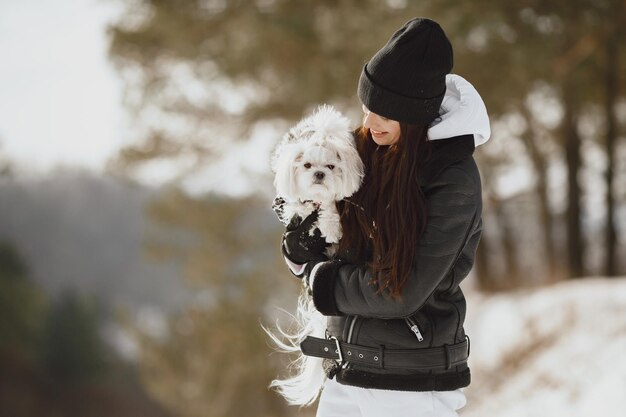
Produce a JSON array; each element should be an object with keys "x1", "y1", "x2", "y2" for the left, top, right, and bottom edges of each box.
[
  {"x1": 271, "y1": 104, "x2": 364, "y2": 250},
  {"x1": 265, "y1": 104, "x2": 364, "y2": 406}
]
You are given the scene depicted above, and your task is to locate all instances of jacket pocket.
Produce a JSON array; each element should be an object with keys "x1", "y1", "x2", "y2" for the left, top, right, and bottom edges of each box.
[{"x1": 404, "y1": 316, "x2": 425, "y2": 342}]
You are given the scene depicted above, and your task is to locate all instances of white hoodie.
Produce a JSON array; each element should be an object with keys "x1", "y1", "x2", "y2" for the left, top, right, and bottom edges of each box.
[{"x1": 427, "y1": 74, "x2": 491, "y2": 148}]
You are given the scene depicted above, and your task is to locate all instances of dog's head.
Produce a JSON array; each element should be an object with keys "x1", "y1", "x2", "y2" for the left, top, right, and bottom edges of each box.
[{"x1": 271, "y1": 105, "x2": 364, "y2": 203}]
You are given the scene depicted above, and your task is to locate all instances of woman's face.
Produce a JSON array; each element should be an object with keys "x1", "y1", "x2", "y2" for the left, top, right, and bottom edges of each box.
[{"x1": 362, "y1": 104, "x2": 401, "y2": 146}]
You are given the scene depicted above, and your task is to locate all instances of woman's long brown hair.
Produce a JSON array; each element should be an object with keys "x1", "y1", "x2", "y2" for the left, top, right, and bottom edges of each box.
[{"x1": 337, "y1": 123, "x2": 432, "y2": 300}]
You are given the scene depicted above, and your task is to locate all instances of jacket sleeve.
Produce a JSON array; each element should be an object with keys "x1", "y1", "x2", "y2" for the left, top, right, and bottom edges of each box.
[{"x1": 310, "y1": 161, "x2": 481, "y2": 318}]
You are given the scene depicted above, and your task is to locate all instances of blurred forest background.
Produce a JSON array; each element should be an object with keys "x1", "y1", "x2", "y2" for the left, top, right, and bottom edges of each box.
[{"x1": 1, "y1": 0, "x2": 625, "y2": 416}]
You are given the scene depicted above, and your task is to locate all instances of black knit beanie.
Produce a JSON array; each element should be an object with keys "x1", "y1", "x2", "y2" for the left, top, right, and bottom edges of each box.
[{"x1": 358, "y1": 17, "x2": 453, "y2": 125}]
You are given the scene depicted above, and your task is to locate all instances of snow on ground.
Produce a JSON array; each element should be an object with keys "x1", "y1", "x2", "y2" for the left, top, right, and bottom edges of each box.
[{"x1": 462, "y1": 276, "x2": 626, "y2": 417}]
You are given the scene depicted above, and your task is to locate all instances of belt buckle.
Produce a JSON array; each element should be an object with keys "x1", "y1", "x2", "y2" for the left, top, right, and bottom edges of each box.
[{"x1": 328, "y1": 335, "x2": 343, "y2": 365}]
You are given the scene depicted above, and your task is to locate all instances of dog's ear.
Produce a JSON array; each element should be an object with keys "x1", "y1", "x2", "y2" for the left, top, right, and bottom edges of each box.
[
  {"x1": 274, "y1": 144, "x2": 303, "y2": 200},
  {"x1": 336, "y1": 141, "x2": 364, "y2": 198}
]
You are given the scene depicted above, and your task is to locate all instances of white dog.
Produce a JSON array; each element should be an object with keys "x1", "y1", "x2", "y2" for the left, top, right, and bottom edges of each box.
[
  {"x1": 271, "y1": 104, "x2": 364, "y2": 250},
  {"x1": 265, "y1": 104, "x2": 364, "y2": 406}
]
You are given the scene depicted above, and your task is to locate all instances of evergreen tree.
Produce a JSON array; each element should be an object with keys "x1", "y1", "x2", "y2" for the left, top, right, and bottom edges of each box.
[
  {"x1": 0, "y1": 243, "x2": 45, "y2": 358},
  {"x1": 40, "y1": 291, "x2": 107, "y2": 384}
]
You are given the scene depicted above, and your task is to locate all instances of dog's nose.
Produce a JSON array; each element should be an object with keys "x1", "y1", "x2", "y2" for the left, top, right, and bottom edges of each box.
[{"x1": 314, "y1": 171, "x2": 325, "y2": 180}]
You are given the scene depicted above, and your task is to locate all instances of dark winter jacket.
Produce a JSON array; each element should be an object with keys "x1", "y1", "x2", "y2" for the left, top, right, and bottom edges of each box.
[
  {"x1": 311, "y1": 133, "x2": 482, "y2": 392},
  {"x1": 281, "y1": 74, "x2": 490, "y2": 392}
]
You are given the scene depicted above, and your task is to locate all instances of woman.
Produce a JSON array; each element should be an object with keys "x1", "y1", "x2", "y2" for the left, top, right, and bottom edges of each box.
[{"x1": 279, "y1": 17, "x2": 490, "y2": 416}]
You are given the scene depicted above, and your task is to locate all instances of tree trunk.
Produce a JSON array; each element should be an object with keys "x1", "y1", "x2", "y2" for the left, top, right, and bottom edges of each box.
[
  {"x1": 603, "y1": 6, "x2": 619, "y2": 277},
  {"x1": 519, "y1": 104, "x2": 560, "y2": 283},
  {"x1": 493, "y1": 196, "x2": 521, "y2": 289},
  {"x1": 562, "y1": 75, "x2": 585, "y2": 278}
]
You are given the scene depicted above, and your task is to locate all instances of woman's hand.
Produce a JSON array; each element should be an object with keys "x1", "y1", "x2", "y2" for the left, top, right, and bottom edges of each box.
[{"x1": 282, "y1": 210, "x2": 331, "y2": 265}]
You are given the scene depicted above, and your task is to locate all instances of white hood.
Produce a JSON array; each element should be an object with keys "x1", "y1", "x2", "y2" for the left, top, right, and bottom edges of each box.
[{"x1": 427, "y1": 74, "x2": 491, "y2": 147}]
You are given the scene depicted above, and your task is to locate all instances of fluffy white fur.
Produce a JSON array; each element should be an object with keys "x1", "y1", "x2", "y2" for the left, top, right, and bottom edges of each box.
[{"x1": 265, "y1": 104, "x2": 364, "y2": 406}]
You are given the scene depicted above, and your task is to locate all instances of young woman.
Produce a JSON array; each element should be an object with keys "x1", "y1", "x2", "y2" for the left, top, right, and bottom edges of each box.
[{"x1": 278, "y1": 17, "x2": 490, "y2": 416}]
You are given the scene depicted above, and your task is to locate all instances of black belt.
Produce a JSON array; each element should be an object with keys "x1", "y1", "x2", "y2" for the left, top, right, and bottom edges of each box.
[{"x1": 300, "y1": 335, "x2": 470, "y2": 371}]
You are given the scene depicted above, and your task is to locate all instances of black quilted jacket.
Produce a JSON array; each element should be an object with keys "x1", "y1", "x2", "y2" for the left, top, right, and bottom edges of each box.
[{"x1": 309, "y1": 134, "x2": 482, "y2": 392}]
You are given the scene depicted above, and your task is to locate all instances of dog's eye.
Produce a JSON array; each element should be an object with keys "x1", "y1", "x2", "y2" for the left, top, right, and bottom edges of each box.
[
  {"x1": 304, "y1": 163, "x2": 311, "y2": 169},
  {"x1": 327, "y1": 164, "x2": 335, "y2": 170}
]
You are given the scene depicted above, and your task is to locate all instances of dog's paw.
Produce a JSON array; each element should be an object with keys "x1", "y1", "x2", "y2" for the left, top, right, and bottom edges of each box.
[
  {"x1": 324, "y1": 244, "x2": 338, "y2": 258},
  {"x1": 320, "y1": 226, "x2": 341, "y2": 244}
]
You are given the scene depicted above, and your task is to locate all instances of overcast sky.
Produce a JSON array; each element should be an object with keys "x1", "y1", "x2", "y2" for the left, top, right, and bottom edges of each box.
[
  {"x1": 0, "y1": 0, "x2": 279, "y2": 198},
  {"x1": 0, "y1": 0, "x2": 129, "y2": 173}
]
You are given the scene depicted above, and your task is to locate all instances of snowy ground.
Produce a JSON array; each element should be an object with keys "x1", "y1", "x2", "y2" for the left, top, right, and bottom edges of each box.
[{"x1": 462, "y1": 276, "x2": 626, "y2": 417}]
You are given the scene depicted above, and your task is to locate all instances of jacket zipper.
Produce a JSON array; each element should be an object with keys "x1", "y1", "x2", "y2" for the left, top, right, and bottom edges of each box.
[
  {"x1": 346, "y1": 316, "x2": 358, "y2": 343},
  {"x1": 342, "y1": 316, "x2": 358, "y2": 369},
  {"x1": 404, "y1": 316, "x2": 424, "y2": 342}
]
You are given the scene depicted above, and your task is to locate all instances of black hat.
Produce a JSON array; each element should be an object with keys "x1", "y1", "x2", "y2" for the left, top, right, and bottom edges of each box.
[{"x1": 358, "y1": 17, "x2": 453, "y2": 125}]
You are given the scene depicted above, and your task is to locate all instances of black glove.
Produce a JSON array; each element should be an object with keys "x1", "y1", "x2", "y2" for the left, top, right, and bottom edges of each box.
[{"x1": 281, "y1": 210, "x2": 331, "y2": 265}]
